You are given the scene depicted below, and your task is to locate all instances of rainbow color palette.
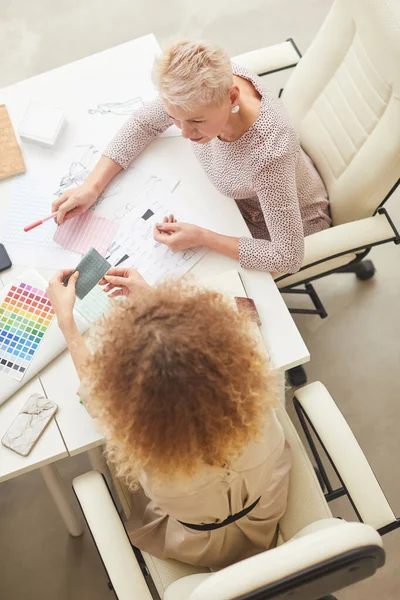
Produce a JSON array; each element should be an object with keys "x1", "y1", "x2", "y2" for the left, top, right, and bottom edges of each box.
[{"x1": 0, "y1": 282, "x2": 54, "y2": 381}]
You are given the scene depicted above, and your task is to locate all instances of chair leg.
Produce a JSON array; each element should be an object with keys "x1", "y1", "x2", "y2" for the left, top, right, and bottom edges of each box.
[
  {"x1": 337, "y1": 259, "x2": 376, "y2": 281},
  {"x1": 287, "y1": 365, "x2": 307, "y2": 387},
  {"x1": 281, "y1": 283, "x2": 328, "y2": 318}
]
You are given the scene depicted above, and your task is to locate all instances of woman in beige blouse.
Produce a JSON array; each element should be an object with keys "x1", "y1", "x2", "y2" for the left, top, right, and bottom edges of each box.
[
  {"x1": 52, "y1": 40, "x2": 330, "y2": 274},
  {"x1": 47, "y1": 267, "x2": 291, "y2": 568}
]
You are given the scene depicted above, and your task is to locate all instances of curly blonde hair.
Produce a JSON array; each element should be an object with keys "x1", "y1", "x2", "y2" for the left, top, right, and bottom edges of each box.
[
  {"x1": 83, "y1": 281, "x2": 278, "y2": 490},
  {"x1": 153, "y1": 40, "x2": 233, "y2": 110}
]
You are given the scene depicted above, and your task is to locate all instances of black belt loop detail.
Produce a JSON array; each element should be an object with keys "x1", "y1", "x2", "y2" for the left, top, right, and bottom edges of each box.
[{"x1": 178, "y1": 496, "x2": 261, "y2": 531}]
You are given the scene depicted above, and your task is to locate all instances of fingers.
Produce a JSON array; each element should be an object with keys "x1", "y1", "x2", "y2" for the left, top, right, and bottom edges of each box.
[
  {"x1": 51, "y1": 269, "x2": 75, "y2": 283},
  {"x1": 103, "y1": 274, "x2": 127, "y2": 287},
  {"x1": 105, "y1": 267, "x2": 127, "y2": 279},
  {"x1": 108, "y1": 288, "x2": 127, "y2": 298},
  {"x1": 162, "y1": 214, "x2": 176, "y2": 224},
  {"x1": 67, "y1": 271, "x2": 79, "y2": 290},
  {"x1": 156, "y1": 222, "x2": 178, "y2": 233},
  {"x1": 56, "y1": 197, "x2": 78, "y2": 225},
  {"x1": 101, "y1": 282, "x2": 117, "y2": 294},
  {"x1": 61, "y1": 205, "x2": 86, "y2": 223},
  {"x1": 153, "y1": 225, "x2": 167, "y2": 243},
  {"x1": 52, "y1": 191, "x2": 70, "y2": 213},
  {"x1": 99, "y1": 267, "x2": 132, "y2": 286}
]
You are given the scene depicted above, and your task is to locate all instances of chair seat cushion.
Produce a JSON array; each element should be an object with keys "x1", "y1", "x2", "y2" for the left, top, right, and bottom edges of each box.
[
  {"x1": 142, "y1": 552, "x2": 209, "y2": 599},
  {"x1": 164, "y1": 573, "x2": 212, "y2": 600},
  {"x1": 291, "y1": 517, "x2": 344, "y2": 539}
]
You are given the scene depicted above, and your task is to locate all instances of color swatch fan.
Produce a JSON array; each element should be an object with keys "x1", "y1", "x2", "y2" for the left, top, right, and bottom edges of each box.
[{"x1": 0, "y1": 282, "x2": 55, "y2": 381}]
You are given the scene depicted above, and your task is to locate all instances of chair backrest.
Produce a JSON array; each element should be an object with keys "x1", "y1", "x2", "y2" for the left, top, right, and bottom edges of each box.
[{"x1": 282, "y1": 0, "x2": 400, "y2": 225}]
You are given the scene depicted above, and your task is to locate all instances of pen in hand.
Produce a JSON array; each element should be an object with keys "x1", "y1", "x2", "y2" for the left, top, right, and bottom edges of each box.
[{"x1": 24, "y1": 212, "x2": 58, "y2": 232}]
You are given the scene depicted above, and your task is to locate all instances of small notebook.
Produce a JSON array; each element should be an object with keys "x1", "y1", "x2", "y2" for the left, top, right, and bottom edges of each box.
[
  {"x1": 0, "y1": 105, "x2": 26, "y2": 180},
  {"x1": 199, "y1": 270, "x2": 264, "y2": 346}
]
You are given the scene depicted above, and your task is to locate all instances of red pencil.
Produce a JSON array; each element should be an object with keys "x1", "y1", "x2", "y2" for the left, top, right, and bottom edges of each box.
[{"x1": 24, "y1": 212, "x2": 58, "y2": 232}]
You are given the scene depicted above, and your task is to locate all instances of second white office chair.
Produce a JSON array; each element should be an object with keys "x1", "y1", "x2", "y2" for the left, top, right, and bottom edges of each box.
[
  {"x1": 73, "y1": 382, "x2": 399, "y2": 600},
  {"x1": 234, "y1": 0, "x2": 400, "y2": 319}
]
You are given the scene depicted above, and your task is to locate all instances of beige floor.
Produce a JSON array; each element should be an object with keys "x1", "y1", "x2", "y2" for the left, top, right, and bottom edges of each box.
[{"x1": 1, "y1": 0, "x2": 399, "y2": 598}]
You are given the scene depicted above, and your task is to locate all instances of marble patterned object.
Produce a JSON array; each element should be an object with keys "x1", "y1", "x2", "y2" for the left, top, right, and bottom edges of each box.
[{"x1": 2, "y1": 393, "x2": 57, "y2": 456}]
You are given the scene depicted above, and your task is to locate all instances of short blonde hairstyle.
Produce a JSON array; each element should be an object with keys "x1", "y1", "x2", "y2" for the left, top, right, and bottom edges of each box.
[
  {"x1": 83, "y1": 281, "x2": 278, "y2": 491},
  {"x1": 153, "y1": 40, "x2": 233, "y2": 110}
]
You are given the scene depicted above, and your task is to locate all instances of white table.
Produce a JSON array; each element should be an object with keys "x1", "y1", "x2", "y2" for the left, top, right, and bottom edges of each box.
[
  {"x1": 0, "y1": 276, "x2": 83, "y2": 536},
  {"x1": 0, "y1": 34, "x2": 309, "y2": 531}
]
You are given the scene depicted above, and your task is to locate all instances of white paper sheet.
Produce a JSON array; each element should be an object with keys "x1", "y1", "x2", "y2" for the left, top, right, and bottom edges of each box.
[
  {"x1": 1, "y1": 162, "x2": 179, "y2": 270},
  {"x1": 2, "y1": 174, "x2": 82, "y2": 269},
  {"x1": 92, "y1": 164, "x2": 179, "y2": 220},
  {"x1": 105, "y1": 194, "x2": 208, "y2": 285},
  {"x1": 84, "y1": 91, "x2": 181, "y2": 139},
  {"x1": 74, "y1": 285, "x2": 110, "y2": 323}
]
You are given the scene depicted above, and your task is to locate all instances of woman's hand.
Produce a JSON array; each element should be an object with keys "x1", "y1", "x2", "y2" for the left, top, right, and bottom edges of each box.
[
  {"x1": 153, "y1": 220, "x2": 205, "y2": 252},
  {"x1": 47, "y1": 270, "x2": 79, "y2": 330},
  {"x1": 52, "y1": 182, "x2": 99, "y2": 226},
  {"x1": 99, "y1": 267, "x2": 151, "y2": 298}
]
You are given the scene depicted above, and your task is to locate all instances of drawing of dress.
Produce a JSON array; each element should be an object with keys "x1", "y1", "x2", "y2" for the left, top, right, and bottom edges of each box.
[
  {"x1": 88, "y1": 98, "x2": 144, "y2": 116},
  {"x1": 54, "y1": 145, "x2": 99, "y2": 197}
]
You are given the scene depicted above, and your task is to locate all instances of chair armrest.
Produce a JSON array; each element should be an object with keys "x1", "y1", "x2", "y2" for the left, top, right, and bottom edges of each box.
[
  {"x1": 73, "y1": 471, "x2": 153, "y2": 600},
  {"x1": 167, "y1": 521, "x2": 383, "y2": 600},
  {"x1": 275, "y1": 212, "x2": 396, "y2": 283},
  {"x1": 232, "y1": 39, "x2": 301, "y2": 75},
  {"x1": 294, "y1": 382, "x2": 396, "y2": 531}
]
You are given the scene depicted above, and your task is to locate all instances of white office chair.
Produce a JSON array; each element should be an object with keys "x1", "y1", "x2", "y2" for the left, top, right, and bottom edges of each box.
[
  {"x1": 73, "y1": 382, "x2": 399, "y2": 600},
  {"x1": 234, "y1": 0, "x2": 400, "y2": 320}
]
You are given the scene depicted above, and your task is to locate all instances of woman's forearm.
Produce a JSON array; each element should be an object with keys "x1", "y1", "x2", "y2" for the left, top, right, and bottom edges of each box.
[
  {"x1": 85, "y1": 156, "x2": 122, "y2": 196},
  {"x1": 59, "y1": 318, "x2": 91, "y2": 379},
  {"x1": 202, "y1": 229, "x2": 240, "y2": 260}
]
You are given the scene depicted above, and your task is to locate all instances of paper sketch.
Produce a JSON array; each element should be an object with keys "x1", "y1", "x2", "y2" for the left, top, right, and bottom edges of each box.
[
  {"x1": 104, "y1": 196, "x2": 207, "y2": 285},
  {"x1": 1, "y1": 161, "x2": 179, "y2": 270},
  {"x1": 87, "y1": 96, "x2": 181, "y2": 137},
  {"x1": 52, "y1": 143, "x2": 178, "y2": 215},
  {"x1": 54, "y1": 144, "x2": 100, "y2": 197},
  {"x1": 88, "y1": 98, "x2": 144, "y2": 115}
]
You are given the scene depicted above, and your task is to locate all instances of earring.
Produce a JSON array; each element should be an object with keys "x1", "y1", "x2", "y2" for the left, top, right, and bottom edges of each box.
[{"x1": 231, "y1": 105, "x2": 240, "y2": 114}]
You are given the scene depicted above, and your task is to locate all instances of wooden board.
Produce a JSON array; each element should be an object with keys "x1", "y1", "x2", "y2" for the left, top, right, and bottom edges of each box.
[{"x1": 0, "y1": 105, "x2": 26, "y2": 180}]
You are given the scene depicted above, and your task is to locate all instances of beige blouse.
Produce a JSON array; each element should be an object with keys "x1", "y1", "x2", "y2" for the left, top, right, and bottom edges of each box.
[{"x1": 124, "y1": 410, "x2": 291, "y2": 569}]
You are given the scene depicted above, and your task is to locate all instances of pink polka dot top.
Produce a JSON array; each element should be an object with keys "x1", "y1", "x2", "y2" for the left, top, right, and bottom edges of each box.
[{"x1": 104, "y1": 63, "x2": 331, "y2": 273}]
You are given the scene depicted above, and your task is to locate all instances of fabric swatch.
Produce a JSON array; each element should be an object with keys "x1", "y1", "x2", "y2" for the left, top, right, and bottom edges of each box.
[
  {"x1": 63, "y1": 248, "x2": 111, "y2": 299},
  {"x1": 53, "y1": 212, "x2": 118, "y2": 256}
]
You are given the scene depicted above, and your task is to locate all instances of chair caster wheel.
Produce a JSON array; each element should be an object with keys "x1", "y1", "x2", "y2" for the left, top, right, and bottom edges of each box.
[
  {"x1": 288, "y1": 365, "x2": 307, "y2": 387},
  {"x1": 355, "y1": 260, "x2": 376, "y2": 281}
]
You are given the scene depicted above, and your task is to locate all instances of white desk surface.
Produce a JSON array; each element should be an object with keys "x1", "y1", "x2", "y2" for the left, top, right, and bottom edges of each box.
[
  {"x1": 0, "y1": 34, "x2": 309, "y2": 459},
  {"x1": 0, "y1": 267, "x2": 68, "y2": 481}
]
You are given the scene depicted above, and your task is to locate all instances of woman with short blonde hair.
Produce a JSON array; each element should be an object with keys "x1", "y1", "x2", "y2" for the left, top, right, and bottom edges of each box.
[
  {"x1": 53, "y1": 40, "x2": 330, "y2": 275},
  {"x1": 153, "y1": 40, "x2": 234, "y2": 108},
  {"x1": 47, "y1": 267, "x2": 291, "y2": 568}
]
